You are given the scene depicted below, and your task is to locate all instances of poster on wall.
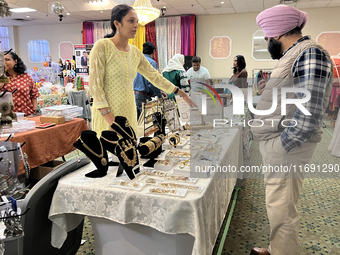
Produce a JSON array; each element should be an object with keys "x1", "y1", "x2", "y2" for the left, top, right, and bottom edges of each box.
[{"x1": 74, "y1": 44, "x2": 93, "y2": 85}]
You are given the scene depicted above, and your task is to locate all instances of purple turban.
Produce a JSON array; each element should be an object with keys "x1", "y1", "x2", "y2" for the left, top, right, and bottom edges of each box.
[{"x1": 256, "y1": 5, "x2": 308, "y2": 38}]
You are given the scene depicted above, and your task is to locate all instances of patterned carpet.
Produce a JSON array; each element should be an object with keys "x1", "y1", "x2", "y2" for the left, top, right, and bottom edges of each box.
[{"x1": 76, "y1": 120, "x2": 340, "y2": 255}]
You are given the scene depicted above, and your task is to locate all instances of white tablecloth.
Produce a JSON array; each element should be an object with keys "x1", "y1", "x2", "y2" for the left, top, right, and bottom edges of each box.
[{"x1": 48, "y1": 128, "x2": 242, "y2": 255}]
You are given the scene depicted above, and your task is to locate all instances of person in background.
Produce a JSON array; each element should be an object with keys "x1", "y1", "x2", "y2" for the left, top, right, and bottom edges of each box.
[
  {"x1": 81, "y1": 51, "x2": 88, "y2": 68},
  {"x1": 251, "y1": 5, "x2": 333, "y2": 255},
  {"x1": 133, "y1": 42, "x2": 165, "y2": 120},
  {"x1": 0, "y1": 51, "x2": 40, "y2": 116},
  {"x1": 162, "y1": 54, "x2": 190, "y2": 100},
  {"x1": 186, "y1": 56, "x2": 210, "y2": 84},
  {"x1": 230, "y1": 55, "x2": 248, "y2": 88},
  {"x1": 89, "y1": 5, "x2": 195, "y2": 135}
]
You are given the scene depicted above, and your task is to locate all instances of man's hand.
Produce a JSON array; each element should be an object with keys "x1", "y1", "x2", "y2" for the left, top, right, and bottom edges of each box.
[
  {"x1": 258, "y1": 79, "x2": 267, "y2": 94},
  {"x1": 161, "y1": 91, "x2": 167, "y2": 97}
]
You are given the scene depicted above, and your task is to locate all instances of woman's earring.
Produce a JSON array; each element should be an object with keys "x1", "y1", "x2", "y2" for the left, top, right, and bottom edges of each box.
[
  {"x1": 14, "y1": 64, "x2": 17, "y2": 68},
  {"x1": 117, "y1": 30, "x2": 120, "y2": 35}
]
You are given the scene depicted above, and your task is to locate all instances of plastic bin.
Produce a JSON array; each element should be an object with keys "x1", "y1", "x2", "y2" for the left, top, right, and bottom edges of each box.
[
  {"x1": 41, "y1": 105, "x2": 83, "y2": 119},
  {"x1": 15, "y1": 112, "x2": 24, "y2": 121}
]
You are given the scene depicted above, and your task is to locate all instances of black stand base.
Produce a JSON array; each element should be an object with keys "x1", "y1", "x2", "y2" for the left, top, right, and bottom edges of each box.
[
  {"x1": 143, "y1": 159, "x2": 158, "y2": 168},
  {"x1": 85, "y1": 169, "x2": 107, "y2": 178},
  {"x1": 116, "y1": 163, "x2": 124, "y2": 177}
]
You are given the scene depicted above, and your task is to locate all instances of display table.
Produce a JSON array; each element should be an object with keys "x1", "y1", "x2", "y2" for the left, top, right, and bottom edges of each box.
[
  {"x1": 0, "y1": 117, "x2": 88, "y2": 175},
  {"x1": 49, "y1": 128, "x2": 242, "y2": 255}
]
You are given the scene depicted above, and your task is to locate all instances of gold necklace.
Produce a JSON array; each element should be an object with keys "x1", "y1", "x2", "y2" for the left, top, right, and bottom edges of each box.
[
  {"x1": 79, "y1": 137, "x2": 107, "y2": 166},
  {"x1": 118, "y1": 143, "x2": 137, "y2": 167},
  {"x1": 101, "y1": 136, "x2": 118, "y2": 144},
  {"x1": 112, "y1": 120, "x2": 136, "y2": 144}
]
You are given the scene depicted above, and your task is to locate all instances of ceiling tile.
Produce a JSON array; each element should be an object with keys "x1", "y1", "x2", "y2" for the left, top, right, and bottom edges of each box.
[
  {"x1": 219, "y1": 7, "x2": 236, "y2": 13},
  {"x1": 296, "y1": 2, "x2": 314, "y2": 8},
  {"x1": 247, "y1": 2, "x2": 264, "y2": 12},
  {"x1": 311, "y1": 0, "x2": 331, "y2": 7},
  {"x1": 205, "y1": 8, "x2": 222, "y2": 14},
  {"x1": 60, "y1": 1, "x2": 80, "y2": 12},
  {"x1": 327, "y1": 0, "x2": 340, "y2": 6},
  {"x1": 28, "y1": 0, "x2": 46, "y2": 10}
]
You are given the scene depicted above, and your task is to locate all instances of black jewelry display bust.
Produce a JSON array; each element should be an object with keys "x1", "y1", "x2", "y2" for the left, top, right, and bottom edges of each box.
[
  {"x1": 73, "y1": 130, "x2": 109, "y2": 178},
  {"x1": 111, "y1": 116, "x2": 137, "y2": 145},
  {"x1": 100, "y1": 130, "x2": 123, "y2": 176}
]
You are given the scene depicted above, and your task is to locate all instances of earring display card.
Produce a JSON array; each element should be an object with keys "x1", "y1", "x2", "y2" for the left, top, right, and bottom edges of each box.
[
  {"x1": 110, "y1": 179, "x2": 146, "y2": 191},
  {"x1": 154, "y1": 159, "x2": 175, "y2": 171},
  {"x1": 147, "y1": 187, "x2": 187, "y2": 197},
  {"x1": 144, "y1": 169, "x2": 171, "y2": 178},
  {"x1": 160, "y1": 182, "x2": 204, "y2": 193}
]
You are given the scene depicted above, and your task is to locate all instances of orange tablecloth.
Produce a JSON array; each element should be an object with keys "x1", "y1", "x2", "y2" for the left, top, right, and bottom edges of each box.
[{"x1": 1, "y1": 117, "x2": 88, "y2": 175}]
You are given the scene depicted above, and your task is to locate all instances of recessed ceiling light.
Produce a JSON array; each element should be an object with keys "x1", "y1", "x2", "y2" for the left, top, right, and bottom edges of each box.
[
  {"x1": 67, "y1": 13, "x2": 70, "y2": 15},
  {"x1": 221, "y1": 1, "x2": 224, "y2": 4},
  {"x1": 100, "y1": 10, "x2": 103, "y2": 13},
  {"x1": 26, "y1": 16, "x2": 30, "y2": 18},
  {"x1": 10, "y1": 7, "x2": 37, "y2": 13}
]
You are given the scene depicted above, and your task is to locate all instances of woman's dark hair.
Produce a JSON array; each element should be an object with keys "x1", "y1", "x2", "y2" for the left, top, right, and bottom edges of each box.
[
  {"x1": 104, "y1": 4, "x2": 134, "y2": 38},
  {"x1": 6, "y1": 51, "x2": 26, "y2": 74},
  {"x1": 233, "y1": 55, "x2": 246, "y2": 74}
]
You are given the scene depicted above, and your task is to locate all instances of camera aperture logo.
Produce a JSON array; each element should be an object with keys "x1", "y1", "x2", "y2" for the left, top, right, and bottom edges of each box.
[{"x1": 199, "y1": 85, "x2": 311, "y2": 128}]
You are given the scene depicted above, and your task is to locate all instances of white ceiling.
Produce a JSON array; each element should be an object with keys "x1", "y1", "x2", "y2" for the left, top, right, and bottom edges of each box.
[{"x1": 1, "y1": 0, "x2": 340, "y2": 26}]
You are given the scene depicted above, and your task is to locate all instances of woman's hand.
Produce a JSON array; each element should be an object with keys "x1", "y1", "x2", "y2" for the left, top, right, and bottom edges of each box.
[
  {"x1": 0, "y1": 83, "x2": 5, "y2": 89},
  {"x1": 177, "y1": 89, "x2": 198, "y2": 108}
]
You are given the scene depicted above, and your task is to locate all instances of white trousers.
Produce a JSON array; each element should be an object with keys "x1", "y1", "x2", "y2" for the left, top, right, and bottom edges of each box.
[{"x1": 259, "y1": 136, "x2": 317, "y2": 255}]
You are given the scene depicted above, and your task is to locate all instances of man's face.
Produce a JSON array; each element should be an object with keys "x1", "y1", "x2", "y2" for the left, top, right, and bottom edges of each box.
[
  {"x1": 83, "y1": 52, "x2": 87, "y2": 57},
  {"x1": 267, "y1": 37, "x2": 283, "y2": 60},
  {"x1": 192, "y1": 62, "x2": 200, "y2": 71}
]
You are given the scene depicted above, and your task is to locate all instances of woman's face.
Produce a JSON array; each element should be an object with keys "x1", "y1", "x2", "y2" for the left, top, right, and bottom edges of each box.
[
  {"x1": 116, "y1": 10, "x2": 139, "y2": 39},
  {"x1": 4, "y1": 54, "x2": 17, "y2": 72},
  {"x1": 233, "y1": 57, "x2": 238, "y2": 68}
]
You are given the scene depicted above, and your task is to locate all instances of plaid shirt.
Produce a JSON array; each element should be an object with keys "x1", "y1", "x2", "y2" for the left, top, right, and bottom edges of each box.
[{"x1": 281, "y1": 36, "x2": 333, "y2": 152}]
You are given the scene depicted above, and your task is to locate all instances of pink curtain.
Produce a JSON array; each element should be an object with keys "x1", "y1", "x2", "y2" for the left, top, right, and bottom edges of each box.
[
  {"x1": 181, "y1": 16, "x2": 192, "y2": 56},
  {"x1": 83, "y1": 22, "x2": 94, "y2": 44}
]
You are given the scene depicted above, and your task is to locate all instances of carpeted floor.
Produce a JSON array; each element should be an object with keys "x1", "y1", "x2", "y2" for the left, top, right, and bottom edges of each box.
[{"x1": 75, "y1": 119, "x2": 340, "y2": 255}]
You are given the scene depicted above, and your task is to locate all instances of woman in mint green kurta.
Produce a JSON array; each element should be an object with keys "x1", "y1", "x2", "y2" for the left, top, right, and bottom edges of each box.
[{"x1": 162, "y1": 54, "x2": 190, "y2": 100}]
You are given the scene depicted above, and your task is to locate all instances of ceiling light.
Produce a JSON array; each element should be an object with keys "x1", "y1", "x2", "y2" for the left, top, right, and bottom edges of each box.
[
  {"x1": 100, "y1": 10, "x2": 103, "y2": 13},
  {"x1": 26, "y1": 15, "x2": 30, "y2": 18},
  {"x1": 133, "y1": 0, "x2": 160, "y2": 26},
  {"x1": 84, "y1": 0, "x2": 106, "y2": 4},
  {"x1": 221, "y1": 2, "x2": 224, "y2": 4},
  {"x1": 280, "y1": 0, "x2": 297, "y2": 3},
  {"x1": 67, "y1": 12, "x2": 70, "y2": 15},
  {"x1": 10, "y1": 7, "x2": 37, "y2": 13}
]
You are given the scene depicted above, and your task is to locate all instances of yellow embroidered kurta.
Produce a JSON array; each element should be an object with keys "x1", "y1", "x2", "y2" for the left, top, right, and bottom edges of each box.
[{"x1": 89, "y1": 38, "x2": 175, "y2": 134}]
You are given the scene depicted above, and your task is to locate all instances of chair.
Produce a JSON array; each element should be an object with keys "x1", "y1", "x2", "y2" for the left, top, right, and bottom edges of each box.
[
  {"x1": 4, "y1": 157, "x2": 90, "y2": 255},
  {"x1": 67, "y1": 90, "x2": 92, "y2": 122}
]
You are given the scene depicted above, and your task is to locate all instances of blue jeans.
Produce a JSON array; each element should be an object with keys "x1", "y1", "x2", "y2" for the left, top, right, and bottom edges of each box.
[{"x1": 135, "y1": 93, "x2": 152, "y2": 120}]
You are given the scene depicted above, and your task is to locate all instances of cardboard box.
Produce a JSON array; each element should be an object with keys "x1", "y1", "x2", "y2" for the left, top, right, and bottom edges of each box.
[
  {"x1": 30, "y1": 160, "x2": 64, "y2": 180},
  {"x1": 40, "y1": 116, "x2": 65, "y2": 125}
]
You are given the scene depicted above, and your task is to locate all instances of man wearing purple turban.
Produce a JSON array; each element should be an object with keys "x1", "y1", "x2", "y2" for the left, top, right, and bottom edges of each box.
[{"x1": 250, "y1": 5, "x2": 333, "y2": 255}]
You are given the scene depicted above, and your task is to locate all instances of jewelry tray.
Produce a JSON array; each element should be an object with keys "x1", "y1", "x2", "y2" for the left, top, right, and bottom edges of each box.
[{"x1": 147, "y1": 187, "x2": 187, "y2": 197}]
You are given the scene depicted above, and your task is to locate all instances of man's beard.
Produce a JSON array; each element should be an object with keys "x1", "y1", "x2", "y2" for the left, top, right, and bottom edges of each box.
[{"x1": 268, "y1": 38, "x2": 283, "y2": 60}]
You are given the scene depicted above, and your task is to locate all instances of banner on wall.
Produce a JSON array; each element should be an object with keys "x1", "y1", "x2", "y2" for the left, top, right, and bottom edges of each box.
[{"x1": 74, "y1": 44, "x2": 93, "y2": 85}]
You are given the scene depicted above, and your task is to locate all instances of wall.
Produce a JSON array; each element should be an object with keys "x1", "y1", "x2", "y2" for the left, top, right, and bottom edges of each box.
[
  {"x1": 196, "y1": 6, "x2": 340, "y2": 81},
  {"x1": 15, "y1": 23, "x2": 83, "y2": 70},
  {"x1": 12, "y1": 6, "x2": 340, "y2": 80}
]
